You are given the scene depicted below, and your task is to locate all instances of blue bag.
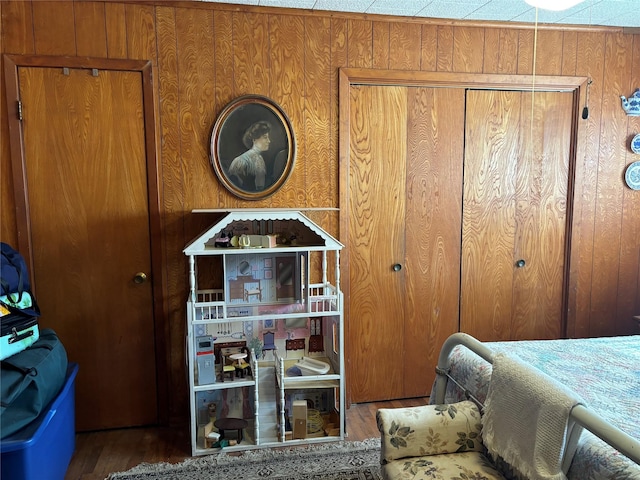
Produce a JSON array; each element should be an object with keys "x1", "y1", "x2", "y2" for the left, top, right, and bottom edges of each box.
[
  {"x1": 0, "y1": 243, "x2": 40, "y2": 318},
  {"x1": 1, "y1": 243, "x2": 31, "y2": 298},
  {"x1": 0, "y1": 244, "x2": 40, "y2": 360},
  {"x1": 0, "y1": 311, "x2": 39, "y2": 361},
  {"x1": 0, "y1": 329, "x2": 68, "y2": 438}
]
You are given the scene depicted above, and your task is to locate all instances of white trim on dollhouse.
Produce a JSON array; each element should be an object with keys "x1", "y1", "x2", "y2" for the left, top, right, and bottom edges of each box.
[{"x1": 183, "y1": 210, "x2": 343, "y2": 255}]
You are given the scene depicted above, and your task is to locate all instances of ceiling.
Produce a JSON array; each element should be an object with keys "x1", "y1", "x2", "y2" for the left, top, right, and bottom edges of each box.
[{"x1": 199, "y1": 0, "x2": 640, "y2": 29}]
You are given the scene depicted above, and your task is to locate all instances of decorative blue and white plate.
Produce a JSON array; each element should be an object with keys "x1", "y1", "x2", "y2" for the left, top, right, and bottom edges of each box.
[
  {"x1": 631, "y1": 133, "x2": 640, "y2": 155},
  {"x1": 625, "y1": 161, "x2": 640, "y2": 190},
  {"x1": 632, "y1": 134, "x2": 640, "y2": 154}
]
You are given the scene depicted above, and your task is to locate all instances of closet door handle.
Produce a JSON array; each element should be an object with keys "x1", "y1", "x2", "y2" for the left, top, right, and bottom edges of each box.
[
  {"x1": 133, "y1": 272, "x2": 148, "y2": 284},
  {"x1": 515, "y1": 259, "x2": 526, "y2": 268},
  {"x1": 392, "y1": 264, "x2": 402, "y2": 272}
]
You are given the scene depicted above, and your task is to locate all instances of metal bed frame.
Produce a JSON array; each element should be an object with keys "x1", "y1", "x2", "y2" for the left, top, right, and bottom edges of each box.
[{"x1": 432, "y1": 332, "x2": 640, "y2": 468}]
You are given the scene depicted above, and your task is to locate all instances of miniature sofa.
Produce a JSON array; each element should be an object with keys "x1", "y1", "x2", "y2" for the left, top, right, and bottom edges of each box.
[{"x1": 377, "y1": 400, "x2": 509, "y2": 480}]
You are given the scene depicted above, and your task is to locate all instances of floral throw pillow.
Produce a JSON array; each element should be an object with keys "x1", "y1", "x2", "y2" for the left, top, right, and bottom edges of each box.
[{"x1": 377, "y1": 400, "x2": 483, "y2": 463}]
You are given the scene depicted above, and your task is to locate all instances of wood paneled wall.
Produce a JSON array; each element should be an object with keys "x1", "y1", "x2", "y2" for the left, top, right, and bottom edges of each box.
[{"x1": 1, "y1": 0, "x2": 639, "y2": 423}]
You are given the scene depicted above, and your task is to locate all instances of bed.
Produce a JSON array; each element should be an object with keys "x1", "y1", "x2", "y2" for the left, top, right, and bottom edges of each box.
[{"x1": 430, "y1": 333, "x2": 640, "y2": 480}]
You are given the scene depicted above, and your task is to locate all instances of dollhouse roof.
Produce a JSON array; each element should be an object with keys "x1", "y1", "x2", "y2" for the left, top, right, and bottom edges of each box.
[{"x1": 183, "y1": 210, "x2": 343, "y2": 255}]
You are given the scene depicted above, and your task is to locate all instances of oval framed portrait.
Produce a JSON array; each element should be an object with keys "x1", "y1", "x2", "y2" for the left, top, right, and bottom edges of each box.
[{"x1": 210, "y1": 95, "x2": 296, "y2": 200}]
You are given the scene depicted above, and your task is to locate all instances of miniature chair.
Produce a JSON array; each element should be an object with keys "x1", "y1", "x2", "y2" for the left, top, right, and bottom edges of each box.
[
  {"x1": 234, "y1": 346, "x2": 252, "y2": 378},
  {"x1": 218, "y1": 351, "x2": 235, "y2": 382},
  {"x1": 377, "y1": 400, "x2": 508, "y2": 480},
  {"x1": 262, "y1": 331, "x2": 276, "y2": 359},
  {"x1": 244, "y1": 283, "x2": 262, "y2": 302}
]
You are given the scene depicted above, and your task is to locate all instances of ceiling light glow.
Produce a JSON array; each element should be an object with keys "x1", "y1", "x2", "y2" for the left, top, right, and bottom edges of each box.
[{"x1": 524, "y1": 0, "x2": 587, "y2": 11}]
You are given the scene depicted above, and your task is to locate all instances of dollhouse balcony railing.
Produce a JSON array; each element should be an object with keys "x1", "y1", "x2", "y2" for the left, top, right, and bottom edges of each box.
[
  {"x1": 193, "y1": 289, "x2": 225, "y2": 320},
  {"x1": 190, "y1": 284, "x2": 341, "y2": 322},
  {"x1": 308, "y1": 284, "x2": 340, "y2": 313}
]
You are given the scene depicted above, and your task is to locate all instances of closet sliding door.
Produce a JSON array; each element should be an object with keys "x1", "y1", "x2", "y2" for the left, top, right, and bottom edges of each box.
[
  {"x1": 347, "y1": 85, "x2": 464, "y2": 403},
  {"x1": 460, "y1": 89, "x2": 573, "y2": 341}
]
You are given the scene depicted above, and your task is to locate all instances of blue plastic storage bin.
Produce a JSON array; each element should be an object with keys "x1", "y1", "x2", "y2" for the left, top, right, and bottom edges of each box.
[{"x1": 1, "y1": 362, "x2": 79, "y2": 480}]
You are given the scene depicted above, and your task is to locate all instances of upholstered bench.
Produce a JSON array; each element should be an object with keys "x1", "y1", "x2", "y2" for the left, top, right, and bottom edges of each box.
[{"x1": 377, "y1": 400, "x2": 508, "y2": 480}]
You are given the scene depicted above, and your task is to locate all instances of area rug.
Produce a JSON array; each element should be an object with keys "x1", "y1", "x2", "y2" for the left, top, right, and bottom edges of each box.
[{"x1": 106, "y1": 438, "x2": 382, "y2": 480}]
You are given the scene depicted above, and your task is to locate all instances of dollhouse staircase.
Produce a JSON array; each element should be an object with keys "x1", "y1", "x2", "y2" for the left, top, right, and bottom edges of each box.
[{"x1": 257, "y1": 365, "x2": 279, "y2": 443}]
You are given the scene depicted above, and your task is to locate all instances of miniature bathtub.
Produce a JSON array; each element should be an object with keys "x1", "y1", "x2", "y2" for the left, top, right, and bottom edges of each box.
[{"x1": 297, "y1": 357, "x2": 330, "y2": 376}]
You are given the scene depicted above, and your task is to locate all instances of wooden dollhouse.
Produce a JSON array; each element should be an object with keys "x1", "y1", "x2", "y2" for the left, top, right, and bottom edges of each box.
[{"x1": 183, "y1": 210, "x2": 344, "y2": 455}]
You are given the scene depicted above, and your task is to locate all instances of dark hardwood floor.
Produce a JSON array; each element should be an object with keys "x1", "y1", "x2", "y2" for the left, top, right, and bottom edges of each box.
[{"x1": 64, "y1": 397, "x2": 428, "y2": 480}]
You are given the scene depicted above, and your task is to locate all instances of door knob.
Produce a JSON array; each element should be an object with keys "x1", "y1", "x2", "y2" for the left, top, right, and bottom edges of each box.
[
  {"x1": 515, "y1": 259, "x2": 526, "y2": 268},
  {"x1": 133, "y1": 272, "x2": 148, "y2": 284},
  {"x1": 392, "y1": 264, "x2": 402, "y2": 272}
]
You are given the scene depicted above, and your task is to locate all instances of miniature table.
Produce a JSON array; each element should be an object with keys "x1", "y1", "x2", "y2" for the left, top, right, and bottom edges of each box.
[
  {"x1": 229, "y1": 352, "x2": 250, "y2": 378},
  {"x1": 229, "y1": 353, "x2": 247, "y2": 362},
  {"x1": 214, "y1": 417, "x2": 248, "y2": 442}
]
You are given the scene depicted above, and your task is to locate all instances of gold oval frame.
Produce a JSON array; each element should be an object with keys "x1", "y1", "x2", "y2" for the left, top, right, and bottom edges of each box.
[{"x1": 210, "y1": 95, "x2": 296, "y2": 200}]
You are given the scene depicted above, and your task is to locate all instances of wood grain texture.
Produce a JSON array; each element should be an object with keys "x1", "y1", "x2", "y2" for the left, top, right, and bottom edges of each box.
[
  {"x1": 0, "y1": 2, "x2": 19, "y2": 245},
  {"x1": 32, "y1": 1, "x2": 76, "y2": 55},
  {"x1": 347, "y1": 19, "x2": 372, "y2": 68},
  {"x1": 268, "y1": 14, "x2": 305, "y2": 206},
  {"x1": 180, "y1": 7, "x2": 216, "y2": 204},
  {"x1": 75, "y1": 1, "x2": 108, "y2": 57},
  {"x1": 156, "y1": 5, "x2": 181, "y2": 217},
  {"x1": 304, "y1": 16, "x2": 332, "y2": 206},
  {"x1": 213, "y1": 9, "x2": 234, "y2": 108},
  {"x1": 517, "y1": 29, "x2": 534, "y2": 75},
  {"x1": 212, "y1": 10, "x2": 235, "y2": 208},
  {"x1": 372, "y1": 21, "x2": 389, "y2": 69},
  {"x1": 436, "y1": 25, "x2": 453, "y2": 72},
  {"x1": 561, "y1": 30, "x2": 578, "y2": 76},
  {"x1": 403, "y1": 87, "x2": 464, "y2": 397},
  {"x1": 389, "y1": 22, "x2": 421, "y2": 70},
  {"x1": 125, "y1": 4, "x2": 156, "y2": 63},
  {"x1": 453, "y1": 26, "x2": 484, "y2": 73},
  {"x1": 483, "y1": 28, "x2": 501, "y2": 74},
  {"x1": 105, "y1": 2, "x2": 127, "y2": 58},
  {"x1": 496, "y1": 29, "x2": 519, "y2": 74},
  {"x1": 462, "y1": 90, "x2": 519, "y2": 340},
  {"x1": 534, "y1": 30, "x2": 564, "y2": 75},
  {"x1": 329, "y1": 18, "x2": 348, "y2": 240},
  {"x1": 348, "y1": 85, "x2": 406, "y2": 403},
  {"x1": 346, "y1": 83, "x2": 470, "y2": 401},
  {"x1": 589, "y1": 32, "x2": 633, "y2": 336},
  {"x1": 569, "y1": 31, "x2": 606, "y2": 337},
  {"x1": 156, "y1": 5, "x2": 187, "y2": 423},
  {"x1": 420, "y1": 24, "x2": 437, "y2": 71},
  {"x1": 615, "y1": 35, "x2": 640, "y2": 334},
  {"x1": 233, "y1": 11, "x2": 269, "y2": 96},
  {"x1": 20, "y1": 67, "x2": 157, "y2": 430},
  {"x1": 2, "y1": 0, "x2": 35, "y2": 54},
  {"x1": 462, "y1": 90, "x2": 571, "y2": 341},
  {"x1": 511, "y1": 91, "x2": 571, "y2": 340},
  {"x1": 176, "y1": 6, "x2": 217, "y2": 231}
]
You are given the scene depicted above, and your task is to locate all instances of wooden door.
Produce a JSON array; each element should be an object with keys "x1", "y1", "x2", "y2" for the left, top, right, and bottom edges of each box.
[
  {"x1": 460, "y1": 90, "x2": 573, "y2": 341},
  {"x1": 18, "y1": 66, "x2": 158, "y2": 430},
  {"x1": 347, "y1": 85, "x2": 464, "y2": 403}
]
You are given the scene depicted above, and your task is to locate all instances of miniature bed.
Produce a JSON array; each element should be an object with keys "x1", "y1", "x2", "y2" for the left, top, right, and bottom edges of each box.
[{"x1": 431, "y1": 333, "x2": 640, "y2": 480}]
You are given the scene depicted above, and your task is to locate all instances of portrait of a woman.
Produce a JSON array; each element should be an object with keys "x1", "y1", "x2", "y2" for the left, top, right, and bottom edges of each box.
[
  {"x1": 228, "y1": 121, "x2": 272, "y2": 192},
  {"x1": 211, "y1": 95, "x2": 295, "y2": 200}
]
